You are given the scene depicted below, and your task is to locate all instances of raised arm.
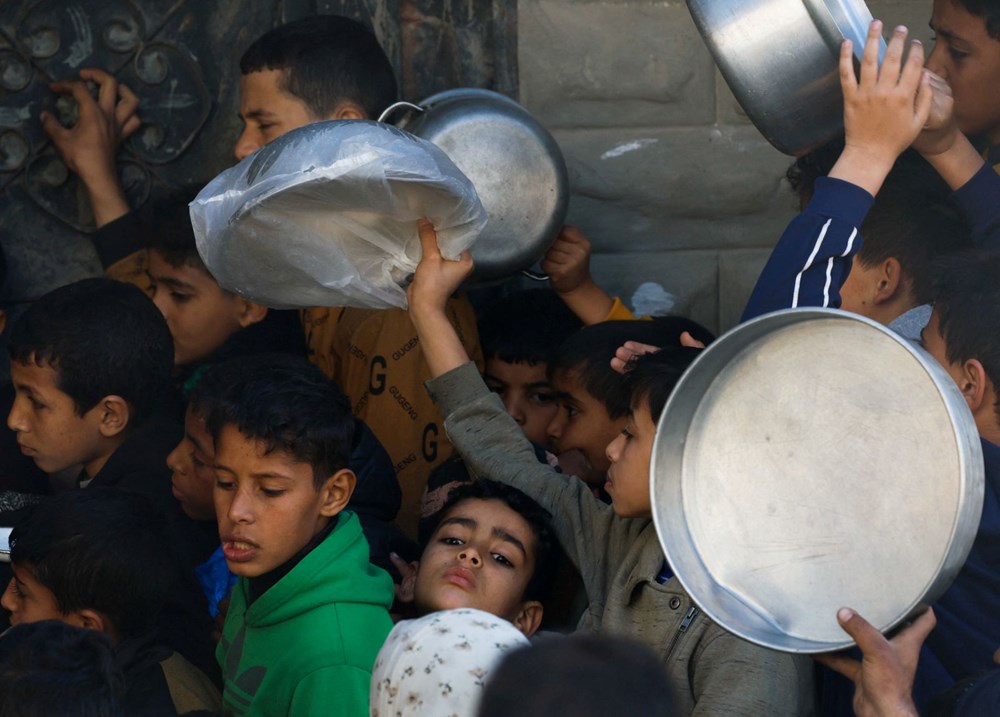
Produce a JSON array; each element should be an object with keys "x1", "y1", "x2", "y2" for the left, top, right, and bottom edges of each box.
[
  {"x1": 42, "y1": 68, "x2": 140, "y2": 227},
  {"x1": 744, "y1": 22, "x2": 932, "y2": 320}
]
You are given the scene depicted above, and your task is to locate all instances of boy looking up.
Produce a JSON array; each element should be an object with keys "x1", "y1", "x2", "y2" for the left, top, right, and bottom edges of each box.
[
  {"x1": 1, "y1": 489, "x2": 221, "y2": 715},
  {"x1": 405, "y1": 224, "x2": 813, "y2": 714},
  {"x1": 394, "y1": 479, "x2": 554, "y2": 637},
  {"x1": 206, "y1": 354, "x2": 394, "y2": 716}
]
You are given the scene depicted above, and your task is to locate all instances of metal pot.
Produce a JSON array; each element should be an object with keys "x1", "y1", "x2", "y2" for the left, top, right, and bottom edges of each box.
[
  {"x1": 650, "y1": 309, "x2": 984, "y2": 653},
  {"x1": 686, "y1": 0, "x2": 884, "y2": 156},
  {"x1": 379, "y1": 89, "x2": 568, "y2": 284}
]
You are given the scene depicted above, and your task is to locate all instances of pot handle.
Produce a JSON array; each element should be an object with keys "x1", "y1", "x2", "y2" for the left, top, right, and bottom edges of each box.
[
  {"x1": 521, "y1": 269, "x2": 550, "y2": 282},
  {"x1": 377, "y1": 101, "x2": 425, "y2": 124}
]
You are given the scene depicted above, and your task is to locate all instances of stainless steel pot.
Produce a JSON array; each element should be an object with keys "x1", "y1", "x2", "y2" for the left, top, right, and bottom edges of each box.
[
  {"x1": 379, "y1": 89, "x2": 568, "y2": 284},
  {"x1": 686, "y1": 0, "x2": 884, "y2": 156},
  {"x1": 650, "y1": 309, "x2": 984, "y2": 653}
]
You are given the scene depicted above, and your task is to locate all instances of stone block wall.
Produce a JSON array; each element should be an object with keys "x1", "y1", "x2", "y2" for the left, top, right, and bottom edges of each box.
[{"x1": 518, "y1": 0, "x2": 934, "y2": 334}]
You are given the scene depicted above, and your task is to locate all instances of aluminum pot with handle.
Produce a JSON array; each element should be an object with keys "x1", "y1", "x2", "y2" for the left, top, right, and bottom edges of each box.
[
  {"x1": 686, "y1": 0, "x2": 885, "y2": 156},
  {"x1": 379, "y1": 89, "x2": 569, "y2": 284}
]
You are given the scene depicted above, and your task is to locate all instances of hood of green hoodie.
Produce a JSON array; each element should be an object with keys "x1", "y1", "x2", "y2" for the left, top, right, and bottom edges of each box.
[{"x1": 240, "y1": 511, "x2": 393, "y2": 627}]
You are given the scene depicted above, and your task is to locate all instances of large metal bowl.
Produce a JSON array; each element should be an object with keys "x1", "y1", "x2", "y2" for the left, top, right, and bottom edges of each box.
[
  {"x1": 384, "y1": 89, "x2": 569, "y2": 285},
  {"x1": 687, "y1": 0, "x2": 883, "y2": 155},
  {"x1": 650, "y1": 309, "x2": 984, "y2": 653}
]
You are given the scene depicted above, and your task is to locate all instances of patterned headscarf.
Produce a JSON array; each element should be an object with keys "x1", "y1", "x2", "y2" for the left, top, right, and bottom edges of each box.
[{"x1": 370, "y1": 608, "x2": 529, "y2": 717}]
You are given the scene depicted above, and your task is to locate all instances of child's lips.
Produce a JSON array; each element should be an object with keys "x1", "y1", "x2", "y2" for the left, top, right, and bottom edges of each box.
[
  {"x1": 221, "y1": 535, "x2": 260, "y2": 562},
  {"x1": 442, "y1": 566, "x2": 476, "y2": 590},
  {"x1": 16, "y1": 441, "x2": 35, "y2": 456}
]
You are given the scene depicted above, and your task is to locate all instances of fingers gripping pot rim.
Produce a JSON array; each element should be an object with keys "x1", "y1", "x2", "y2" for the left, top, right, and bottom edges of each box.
[
  {"x1": 188, "y1": 120, "x2": 488, "y2": 310},
  {"x1": 650, "y1": 308, "x2": 984, "y2": 653}
]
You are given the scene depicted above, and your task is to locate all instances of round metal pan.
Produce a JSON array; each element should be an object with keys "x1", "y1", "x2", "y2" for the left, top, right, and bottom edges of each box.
[{"x1": 650, "y1": 308, "x2": 984, "y2": 653}]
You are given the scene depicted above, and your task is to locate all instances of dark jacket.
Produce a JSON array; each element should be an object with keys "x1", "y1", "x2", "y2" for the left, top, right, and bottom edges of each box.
[{"x1": 116, "y1": 631, "x2": 220, "y2": 717}]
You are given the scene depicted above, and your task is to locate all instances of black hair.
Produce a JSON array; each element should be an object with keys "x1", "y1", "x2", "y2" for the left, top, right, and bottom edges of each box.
[
  {"x1": 205, "y1": 353, "x2": 354, "y2": 488},
  {"x1": 956, "y1": 0, "x2": 1000, "y2": 40},
  {"x1": 429, "y1": 479, "x2": 557, "y2": 603},
  {"x1": 479, "y1": 634, "x2": 677, "y2": 717},
  {"x1": 623, "y1": 346, "x2": 702, "y2": 422},
  {"x1": 550, "y1": 317, "x2": 714, "y2": 419},
  {"x1": 239, "y1": 14, "x2": 397, "y2": 120},
  {"x1": 0, "y1": 621, "x2": 124, "y2": 717},
  {"x1": 144, "y1": 185, "x2": 208, "y2": 272},
  {"x1": 8, "y1": 489, "x2": 175, "y2": 639},
  {"x1": 479, "y1": 289, "x2": 582, "y2": 366},
  {"x1": 785, "y1": 136, "x2": 844, "y2": 206},
  {"x1": 930, "y1": 249, "x2": 1000, "y2": 425},
  {"x1": 7, "y1": 278, "x2": 172, "y2": 428},
  {"x1": 856, "y1": 168, "x2": 971, "y2": 306}
]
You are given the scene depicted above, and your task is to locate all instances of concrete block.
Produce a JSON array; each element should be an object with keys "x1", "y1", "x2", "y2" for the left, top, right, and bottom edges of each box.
[
  {"x1": 718, "y1": 249, "x2": 774, "y2": 332},
  {"x1": 518, "y1": 0, "x2": 716, "y2": 128},
  {"x1": 588, "y1": 250, "x2": 719, "y2": 333}
]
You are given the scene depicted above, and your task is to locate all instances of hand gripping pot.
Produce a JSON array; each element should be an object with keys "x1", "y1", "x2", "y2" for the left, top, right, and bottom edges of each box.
[
  {"x1": 189, "y1": 120, "x2": 487, "y2": 310},
  {"x1": 650, "y1": 309, "x2": 984, "y2": 653}
]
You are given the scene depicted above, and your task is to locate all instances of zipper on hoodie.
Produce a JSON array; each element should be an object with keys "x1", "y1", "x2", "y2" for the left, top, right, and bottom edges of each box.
[{"x1": 664, "y1": 604, "x2": 700, "y2": 658}]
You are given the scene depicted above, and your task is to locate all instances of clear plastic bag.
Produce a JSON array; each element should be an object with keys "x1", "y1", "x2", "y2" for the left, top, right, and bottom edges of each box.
[{"x1": 189, "y1": 120, "x2": 487, "y2": 310}]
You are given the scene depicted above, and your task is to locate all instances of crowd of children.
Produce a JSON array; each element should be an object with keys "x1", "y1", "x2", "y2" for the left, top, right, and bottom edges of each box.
[{"x1": 1, "y1": 0, "x2": 999, "y2": 715}]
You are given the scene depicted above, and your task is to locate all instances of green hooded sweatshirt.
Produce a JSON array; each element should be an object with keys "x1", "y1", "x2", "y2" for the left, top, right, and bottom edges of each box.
[{"x1": 216, "y1": 511, "x2": 394, "y2": 716}]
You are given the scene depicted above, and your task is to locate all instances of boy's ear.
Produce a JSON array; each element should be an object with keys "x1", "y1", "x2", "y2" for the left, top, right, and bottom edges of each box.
[
  {"x1": 68, "y1": 608, "x2": 109, "y2": 634},
  {"x1": 872, "y1": 257, "x2": 903, "y2": 305},
  {"x1": 329, "y1": 102, "x2": 367, "y2": 121},
  {"x1": 958, "y1": 358, "x2": 994, "y2": 419},
  {"x1": 318, "y1": 468, "x2": 356, "y2": 517},
  {"x1": 97, "y1": 396, "x2": 130, "y2": 438},
  {"x1": 236, "y1": 298, "x2": 268, "y2": 328},
  {"x1": 512, "y1": 600, "x2": 544, "y2": 638}
]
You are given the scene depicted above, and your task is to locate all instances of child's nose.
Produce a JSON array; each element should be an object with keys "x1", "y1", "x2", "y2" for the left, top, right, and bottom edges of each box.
[
  {"x1": 457, "y1": 548, "x2": 482, "y2": 567},
  {"x1": 233, "y1": 129, "x2": 261, "y2": 161},
  {"x1": 606, "y1": 433, "x2": 625, "y2": 465}
]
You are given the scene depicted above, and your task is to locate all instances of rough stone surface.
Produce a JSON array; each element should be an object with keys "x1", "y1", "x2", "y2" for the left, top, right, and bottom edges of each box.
[{"x1": 718, "y1": 249, "x2": 773, "y2": 331}]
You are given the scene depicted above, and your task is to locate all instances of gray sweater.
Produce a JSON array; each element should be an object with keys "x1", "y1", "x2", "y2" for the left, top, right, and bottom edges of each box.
[{"x1": 427, "y1": 362, "x2": 815, "y2": 716}]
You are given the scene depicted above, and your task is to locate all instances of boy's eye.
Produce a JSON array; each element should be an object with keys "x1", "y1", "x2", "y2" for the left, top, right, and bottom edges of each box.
[
  {"x1": 191, "y1": 454, "x2": 207, "y2": 469},
  {"x1": 620, "y1": 426, "x2": 634, "y2": 441},
  {"x1": 29, "y1": 398, "x2": 45, "y2": 411},
  {"x1": 485, "y1": 382, "x2": 505, "y2": 396},
  {"x1": 529, "y1": 391, "x2": 555, "y2": 406},
  {"x1": 563, "y1": 404, "x2": 580, "y2": 419},
  {"x1": 441, "y1": 536, "x2": 464, "y2": 546},
  {"x1": 215, "y1": 479, "x2": 234, "y2": 491},
  {"x1": 491, "y1": 553, "x2": 514, "y2": 568},
  {"x1": 170, "y1": 291, "x2": 193, "y2": 304},
  {"x1": 260, "y1": 488, "x2": 285, "y2": 498}
]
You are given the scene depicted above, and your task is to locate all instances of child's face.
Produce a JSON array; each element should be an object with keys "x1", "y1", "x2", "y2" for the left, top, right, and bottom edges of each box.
[
  {"x1": 413, "y1": 498, "x2": 537, "y2": 627},
  {"x1": 166, "y1": 406, "x2": 217, "y2": 521},
  {"x1": 604, "y1": 399, "x2": 656, "y2": 518},
  {"x1": 484, "y1": 358, "x2": 557, "y2": 446},
  {"x1": 213, "y1": 424, "x2": 345, "y2": 577},
  {"x1": 7, "y1": 359, "x2": 107, "y2": 475},
  {"x1": 928, "y1": 0, "x2": 1000, "y2": 144},
  {"x1": 234, "y1": 69, "x2": 320, "y2": 160},
  {"x1": 2, "y1": 563, "x2": 65, "y2": 626},
  {"x1": 546, "y1": 368, "x2": 626, "y2": 472},
  {"x1": 147, "y1": 250, "x2": 250, "y2": 368}
]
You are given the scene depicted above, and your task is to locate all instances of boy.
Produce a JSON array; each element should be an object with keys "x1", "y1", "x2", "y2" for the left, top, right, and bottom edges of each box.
[
  {"x1": 206, "y1": 353, "x2": 394, "y2": 716},
  {"x1": 478, "y1": 289, "x2": 580, "y2": 446},
  {"x1": 6, "y1": 278, "x2": 176, "y2": 502},
  {"x1": 394, "y1": 479, "x2": 554, "y2": 637},
  {"x1": 742, "y1": 22, "x2": 1000, "y2": 710},
  {"x1": 47, "y1": 15, "x2": 482, "y2": 537},
  {"x1": 1, "y1": 489, "x2": 221, "y2": 715},
  {"x1": 406, "y1": 225, "x2": 813, "y2": 714}
]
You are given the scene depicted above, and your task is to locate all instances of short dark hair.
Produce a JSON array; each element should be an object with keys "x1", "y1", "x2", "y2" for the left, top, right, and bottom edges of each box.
[
  {"x1": 479, "y1": 634, "x2": 677, "y2": 717},
  {"x1": 432, "y1": 479, "x2": 556, "y2": 603},
  {"x1": 144, "y1": 186, "x2": 209, "y2": 273},
  {"x1": 205, "y1": 354, "x2": 354, "y2": 488},
  {"x1": 9, "y1": 489, "x2": 175, "y2": 639},
  {"x1": 0, "y1": 621, "x2": 125, "y2": 717},
  {"x1": 550, "y1": 317, "x2": 714, "y2": 419},
  {"x1": 479, "y1": 289, "x2": 582, "y2": 366},
  {"x1": 956, "y1": 0, "x2": 1000, "y2": 40},
  {"x1": 239, "y1": 15, "x2": 397, "y2": 120},
  {"x1": 7, "y1": 278, "x2": 173, "y2": 428},
  {"x1": 623, "y1": 346, "x2": 702, "y2": 422},
  {"x1": 931, "y1": 249, "x2": 1000, "y2": 425},
  {"x1": 856, "y1": 165, "x2": 970, "y2": 307}
]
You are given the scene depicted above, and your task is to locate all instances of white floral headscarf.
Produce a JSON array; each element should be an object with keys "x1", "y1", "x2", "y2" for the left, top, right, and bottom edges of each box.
[{"x1": 370, "y1": 608, "x2": 529, "y2": 717}]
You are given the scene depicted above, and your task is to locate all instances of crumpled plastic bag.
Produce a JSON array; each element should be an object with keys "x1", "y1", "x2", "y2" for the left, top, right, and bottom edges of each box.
[{"x1": 189, "y1": 119, "x2": 487, "y2": 310}]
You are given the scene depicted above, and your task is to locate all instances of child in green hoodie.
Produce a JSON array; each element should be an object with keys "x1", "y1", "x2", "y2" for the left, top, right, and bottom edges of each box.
[{"x1": 206, "y1": 356, "x2": 394, "y2": 716}]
